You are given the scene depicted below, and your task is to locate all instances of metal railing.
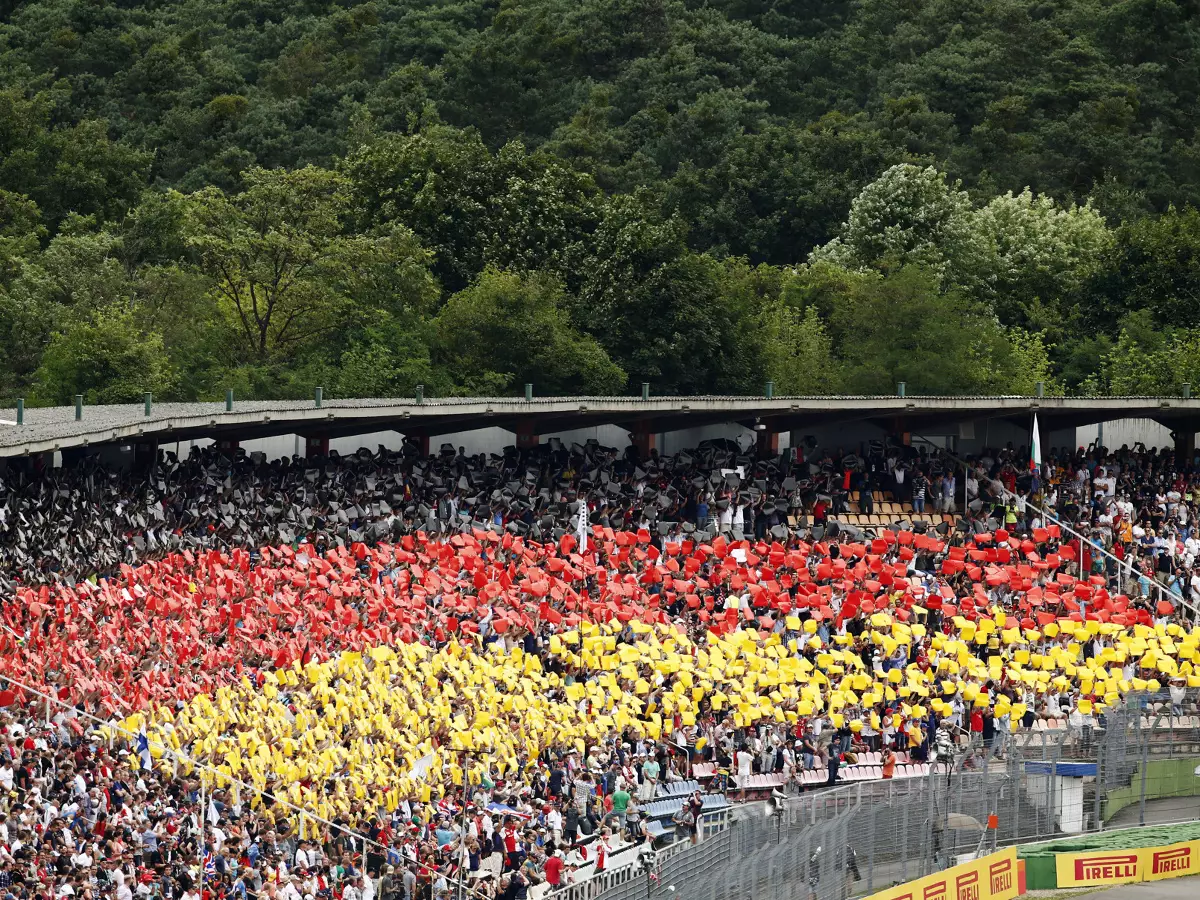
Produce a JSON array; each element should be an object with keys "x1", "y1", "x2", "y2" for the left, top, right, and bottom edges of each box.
[
  {"x1": 906, "y1": 434, "x2": 1200, "y2": 622},
  {"x1": 568, "y1": 690, "x2": 1200, "y2": 900}
]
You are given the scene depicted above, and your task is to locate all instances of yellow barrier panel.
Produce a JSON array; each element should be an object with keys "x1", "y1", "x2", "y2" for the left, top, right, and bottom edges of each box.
[
  {"x1": 1054, "y1": 840, "x2": 1200, "y2": 888},
  {"x1": 1055, "y1": 849, "x2": 1144, "y2": 888},
  {"x1": 1143, "y1": 840, "x2": 1200, "y2": 882},
  {"x1": 861, "y1": 848, "x2": 1018, "y2": 900}
]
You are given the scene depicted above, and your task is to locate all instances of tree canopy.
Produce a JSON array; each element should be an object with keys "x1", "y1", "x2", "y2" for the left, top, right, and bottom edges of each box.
[{"x1": 1, "y1": 0, "x2": 1199, "y2": 401}]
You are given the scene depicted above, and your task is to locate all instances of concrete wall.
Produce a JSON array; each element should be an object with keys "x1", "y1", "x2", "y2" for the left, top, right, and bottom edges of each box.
[
  {"x1": 1101, "y1": 756, "x2": 1200, "y2": 822},
  {"x1": 1076, "y1": 419, "x2": 1179, "y2": 452},
  {"x1": 154, "y1": 418, "x2": 1177, "y2": 464},
  {"x1": 167, "y1": 425, "x2": 638, "y2": 461},
  {"x1": 1024, "y1": 772, "x2": 1086, "y2": 835},
  {"x1": 659, "y1": 424, "x2": 791, "y2": 456}
]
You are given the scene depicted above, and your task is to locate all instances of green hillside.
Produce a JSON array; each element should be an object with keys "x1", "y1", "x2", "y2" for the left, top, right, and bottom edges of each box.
[{"x1": 1, "y1": 0, "x2": 1198, "y2": 401}]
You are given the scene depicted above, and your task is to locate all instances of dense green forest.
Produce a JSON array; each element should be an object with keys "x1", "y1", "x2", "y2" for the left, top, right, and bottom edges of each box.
[{"x1": 1, "y1": 0, "x2": 1199, "y2": 402}]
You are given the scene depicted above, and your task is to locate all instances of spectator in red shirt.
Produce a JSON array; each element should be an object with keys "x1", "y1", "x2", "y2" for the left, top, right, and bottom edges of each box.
[{"x1": 543, "y1": 848, "x2": 563, "y2": 887}]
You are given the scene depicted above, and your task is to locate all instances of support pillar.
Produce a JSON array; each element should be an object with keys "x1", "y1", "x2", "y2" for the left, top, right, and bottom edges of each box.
[
  {"x1": 134, "y1": 441, "x2": 159, "y2": 471},
  {"x1": 415, "y1": 434, "x2": 430, "y2": 457},
  {"x1": 514, "y1": 420, "x2": 539, "y2": 451},
  {"x1": 629, "y1": 428, "x2": 657, "y2": 459},
  {"x1": 1174, "y1": 427, "x2": 1197, "y2": 464},
  {"x1": 756, "y1": 428, "x2": 780, "y2": 458},
  {"x1": 305, "y1": 435, "x2": 330, "y2": 458}
]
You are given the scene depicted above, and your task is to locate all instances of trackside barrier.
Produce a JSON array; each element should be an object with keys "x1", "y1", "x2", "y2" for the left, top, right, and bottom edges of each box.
[
  {"x1": 858, "y1": 848, "x2": 1019, "y2": 900},
  {"x1": 545, "y1": 808, "x2": 735, "y2": 900},
  {"x1": 1018, "y1": 822, "x2": 1200, "y2": 889},
  {"x1": 1053, "y1": 839, "x2": 1200, "y2": 888},
  {"x1": 544, "y1": 693, "x2": 1200, "y2": 900}
]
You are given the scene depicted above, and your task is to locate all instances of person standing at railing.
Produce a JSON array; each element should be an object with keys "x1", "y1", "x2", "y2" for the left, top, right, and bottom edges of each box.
[
  {"x1": 542, "y1": 849, "x2": 563, "y2": 890},
  {"x1": 881, "y1": 747, "x2": 896, "y2": 779},
  {"x1": 624, "y1": 799, "x2": 644, "y2": 845},
  {"x1": 825, "y1": 741, "x2": 840, "y2": 786},
  {"x1": 670, "y1": 804, "x2": 695, "y2": 845},
  {"x1": 1169, "y1": 678, "x2": 1187, "y2": 716},
  {"x1": 991, "y1": 709, "x2": 1009, "y2": 761}
]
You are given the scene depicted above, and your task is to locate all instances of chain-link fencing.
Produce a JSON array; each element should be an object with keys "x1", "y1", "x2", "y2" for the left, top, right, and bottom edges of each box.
[{"x1": 563, "y1": 689, "x2": 1200, "y2": 900}]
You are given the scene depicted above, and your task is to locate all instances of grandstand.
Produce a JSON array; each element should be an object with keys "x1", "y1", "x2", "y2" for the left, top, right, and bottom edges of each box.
[{"x1": 1, "y1": 395, "x2": 1199, "y2": 900}]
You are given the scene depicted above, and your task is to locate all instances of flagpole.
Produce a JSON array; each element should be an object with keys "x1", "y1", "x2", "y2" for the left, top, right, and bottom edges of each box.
[
  {"x1": 198, "y1": 774, "x2": 206, "y2": 899},
  {"x1": 453, "y1": 749, "x2": 471, "y2": 900}
]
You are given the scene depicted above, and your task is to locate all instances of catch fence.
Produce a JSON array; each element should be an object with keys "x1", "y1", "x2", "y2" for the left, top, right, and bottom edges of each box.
[{"x1": 566, "y1": 689, "x2": 1200, "y2": 900}]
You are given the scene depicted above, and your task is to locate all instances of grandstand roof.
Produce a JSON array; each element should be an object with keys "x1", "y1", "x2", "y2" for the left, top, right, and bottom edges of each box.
[{"x1": 0, "y1": 395, "x2": 1197, "y2": 458}]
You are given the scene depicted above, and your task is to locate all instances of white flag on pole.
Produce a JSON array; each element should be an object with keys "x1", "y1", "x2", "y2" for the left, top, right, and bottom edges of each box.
[{"x1": 1031, "y1": 414, "x2": 1042, "y2": 471}]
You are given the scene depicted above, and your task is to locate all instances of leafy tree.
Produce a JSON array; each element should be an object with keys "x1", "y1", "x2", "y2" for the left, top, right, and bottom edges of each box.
[
  {"x1": 817, "y1": 264, "x2": 1046, "y2": 396},
  {"x1": 0, "y1": 89, "x2": 150, "y2": 227},
  {"x1": 759, "y1": 301, "x2": 841, "y2": 395},
  {"x1": 976, "y1": 189, "x2": 1112, "y2": 331},
  {"x1": 578, "y1": 194, "x2": 764, "y2": 393},
  {"x1": 0, "y1": 217, "x2": 142, "y2": 397},
  {"x1": 33, "y1": 305, "x2": 177, "y2": 405},
  {"x1": 334, "y1": 326, "x2": 443, "y2": 399},
  {"x1": 1094, "y1": 311, "x2": 1200, "y2": 397},
  {"x1": 1093, "y1": 206, "x2": 1200, "y2": 329},
  {"x1": 178, "y1": 165, "x2": 437, "y2": 362},
  {"x1": 827, "y1": 267, "x2": 985, "y2": 395},
  {"x1": 810, "y1": 164, "x2": 993, "y2": 295},
  {"x1": 0, "y1": 191, "x2": 45, "y2": 289},
  {"x1": 993, "y1": 329, "x2": 1061, "y2": 397},
  {"x1": 434, "y1": 269, "x2": 626, "y2": 395},
  {"x1": 814, "y1": 165, "x2": 1114, "y2": 338},
  {"x1": 343, "y1": 127, "x2": 603, "y2": 294}
]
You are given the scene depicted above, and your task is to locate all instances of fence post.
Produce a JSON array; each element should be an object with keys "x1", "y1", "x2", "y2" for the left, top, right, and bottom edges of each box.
[
  {"x1": 15, "y1": 398, "x2": 23, "y2": 426},
  {"x1": 1168, "y1": 704, "x2": 1176, "y2": 759},
  {"x1": 866, "y1": 799, "x2": 876, "y2": 892},
  {"x1": 1008, "y1": 751, "x2": 1019, "y2": 844},
  {"x1": 900, "y1": 797, "x2": 909, "y2": 882},
  {"x1": 1048, "y1": 743, "x2": 1058, "y2": 836},
  {"x1": 1138, "y1": 710, "x2": 1150, "y2": 826}
]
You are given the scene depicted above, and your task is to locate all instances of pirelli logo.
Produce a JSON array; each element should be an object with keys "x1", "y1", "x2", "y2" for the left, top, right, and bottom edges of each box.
[
  {"x1": 988, "y1": 857, "x2": 1013, "y2": 895},
  {"x1": 1074, "y1": 854, "x2": 1140, "y2": 882},
  {"x1": 922, "y1": 879, "x2": 947, "y2": 900},
  {"x1": 954, "y1": 869, "x2": 980, "y2": 900},
  {"x1": 1151, "y1": 846, "x2": 1193, "y2": 876}
]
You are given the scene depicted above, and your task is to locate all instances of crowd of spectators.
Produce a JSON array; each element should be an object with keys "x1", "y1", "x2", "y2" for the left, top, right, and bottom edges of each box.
[
  {"x1": 2, "y1": 433, "x2": 1198, "y2": 600},
  {"x1": 0, "y1": 706, "x2": 692, "y2": 900},
  {"x1": 0, "y1": 433, "x2": 1198, "y2": 900}
]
